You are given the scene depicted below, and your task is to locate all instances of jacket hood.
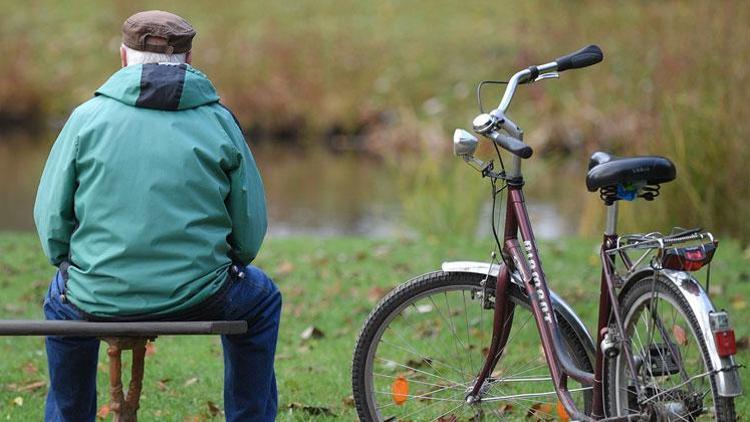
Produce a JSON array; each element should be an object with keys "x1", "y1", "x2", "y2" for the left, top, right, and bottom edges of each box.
[{"x1": 95, "y1": 63, "x2": 220, "y2": 111}]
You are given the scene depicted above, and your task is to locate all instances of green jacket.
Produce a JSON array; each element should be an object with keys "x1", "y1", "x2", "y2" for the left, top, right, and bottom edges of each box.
[{"x1": 34, "y1": 63, "x2": 267, "y2": 318}]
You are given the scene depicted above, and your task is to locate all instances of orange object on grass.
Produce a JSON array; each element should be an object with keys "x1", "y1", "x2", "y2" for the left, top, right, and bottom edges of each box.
[
  {"x1": 556, "y1": 399, "x2": 570, "y2": 421},
  {"x1": 391, "y1": 375, "x2": 409, "y2": 405}
]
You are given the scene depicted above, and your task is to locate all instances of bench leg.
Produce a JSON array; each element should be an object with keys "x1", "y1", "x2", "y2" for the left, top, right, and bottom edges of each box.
[{"x1": 104, "y1": 338, "x2": 148, "y2": 422}]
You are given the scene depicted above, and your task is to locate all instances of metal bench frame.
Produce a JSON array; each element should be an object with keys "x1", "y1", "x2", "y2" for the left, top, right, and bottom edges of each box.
[{"x1": 0, "y1": 320, "x2": 247, "y2": 422}]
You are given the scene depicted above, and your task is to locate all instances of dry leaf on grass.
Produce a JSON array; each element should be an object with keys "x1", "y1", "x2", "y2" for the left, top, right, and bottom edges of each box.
[
  {"x1": 96, "y1": 404, "x2": 110, "y2": 419},
  {"x1": 145, "y1": 342, "x2": 157, "y2": 356},
  {"x1": 497, "y1": 403, "x2": 513, "y2": 416},
  {"x1": 672, "y1": 324, "x2": 688, "y2": 346},
  {"x1": 300, "y1": 326, "x2": 325, "y2": 340},
  {"x1": 730, "y1": 295, "x2": 747, "y2": 310},
  {"x1": 184, "y1": 377, "x2": 199, "y2": 387},
  {"x1": 367, "y1": 286, "x2": 389, "y2": 302},
  {"x1": 275, "y1": 261, "x2": 295, "y2": 277},
  {"x1": 287, "y1": 402, "x2": 336, "y2": 417},
  {"x1": 342, "y1": 395, "x2": 355, "y2": 407},
  {"x1": 405, "y1": 357, "x2": 432, "y2": 369},
  {"x1": 22, "y1": 362, "x2": 38, "y2": 374},
  {"x1": 527, "y1": 403, "x2": 555, "y2": 420},
  {"x1": 736, "y1": 336, "x2": 749, "y2": 351},
  {"x1": 207, "y1": 400, "x2": 222, "y2": 417},
  {"x1": 18, "y1": 380, "x2": 46, "y2": 392},
  {"x1": 157, "y1": 378, "x2": 171, "y2": 391}
]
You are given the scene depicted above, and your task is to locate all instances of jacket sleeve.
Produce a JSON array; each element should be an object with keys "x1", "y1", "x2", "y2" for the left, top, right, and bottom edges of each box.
[
  {"x1": 33, "y1": 115, "x2": 79, "y2": 266},
  {"x1": 223, "y1": 116, "x2": 268, "y2": 265}
]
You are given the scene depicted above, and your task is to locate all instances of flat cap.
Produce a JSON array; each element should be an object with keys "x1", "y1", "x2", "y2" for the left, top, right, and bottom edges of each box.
[{"x1": 122, "y1": 10, "x2": 196, "y2": 54}]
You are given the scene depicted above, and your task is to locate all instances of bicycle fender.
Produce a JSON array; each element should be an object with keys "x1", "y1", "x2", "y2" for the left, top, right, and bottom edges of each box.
[
  {"x1": 623, "y1": 268, "x2": 743, "y2": 398},
  {"x1": 441, "y1": 261, "x2": 596, "y2": 363}
]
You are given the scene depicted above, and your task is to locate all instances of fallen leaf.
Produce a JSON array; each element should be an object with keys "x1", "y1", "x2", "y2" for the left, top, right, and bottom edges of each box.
[
  {"x1": 497, "y1": 403, "x2": 513, "y2": 416},
  {"x1": 275, "y1": 261, "x2": 295, "y2": 277},
  {"x1": 287, "y1": 402, "x2": 336, "y2": 416},
  {"x1": 736, "y1": 336, "x2": 749, "y2": 351},
  {"x1": 731, "y1": 295, "x2": 747, "y2": 310},
  {"x1": 12, "y1": 396, "x2": 23, "y2": 406},
  {"x1": 342, "y1": 395, "x2": 355, "y2": 407},
  {"x1": 300, "y1": 326, "x2": 325, "y2": 340},
  {"x1": 3, "y1": 304, "x2": 24, "y2": 314},
  {"x1": 708, "y1": 284, "x2": 724, "y2": 296},
  {"x1": 672, "y1": 324, "x2": 688, "y2": 346},
  {"x1": 207, "y1": 400, "x2": 221, "y2": 417},
  {"x1": 372, "y1": 245, "x2": 391, "y2": 258},
  {"x1": 436, "y1": 415, "x2": 457, "y2": 422},
  {"x1": 405, "y1": 357, "x2": 433, "y2": 369},
  {"x1": 145, "y1": 342, "x2": 157, "y2": 356},
  {"x1": 156, "y1": 378, "x2": 171, "y2": 391},
  {"x1": 527, "y1": 403, "x2": 554, "y2": 420},
  {"x1": 18, "y1": 380, "x2": 46, "y2": 392},
  {"x1": 367, "y1": 286, "x2": 389, "y2": 302},
  {"x1": 22, "y1": 362, "x2": 38, "y2": 374},
  {"x1": 96, "y1": 404, "x2": 110, "y2": 419},
  {"x1": 415, "y1": 304, "x2": 433, "y2": 314},
  {"x1": 184, "y1": 377, "x2": 199, "y2": 387}
]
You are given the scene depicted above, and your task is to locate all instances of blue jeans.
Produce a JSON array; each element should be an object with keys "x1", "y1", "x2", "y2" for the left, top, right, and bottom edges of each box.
[{"x1": 43, "y1": 265, "x2": 281, "y2": 422}]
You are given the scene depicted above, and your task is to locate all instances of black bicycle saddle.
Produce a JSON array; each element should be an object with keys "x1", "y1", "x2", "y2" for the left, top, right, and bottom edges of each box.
[{"x1": 586, "y1": 151, "x2": 676, "y2": 192}]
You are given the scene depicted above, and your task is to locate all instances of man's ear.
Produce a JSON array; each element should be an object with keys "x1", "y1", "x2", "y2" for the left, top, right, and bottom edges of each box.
[
  {"x1": 186, "y1": 51, "x2": 192, "y2": 65},
  {"x1": 120, "y1": 46, "x2": 127, "y2": 67}
]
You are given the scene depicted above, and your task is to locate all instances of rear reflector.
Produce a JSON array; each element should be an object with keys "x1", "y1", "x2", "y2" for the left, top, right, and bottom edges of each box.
[
  {"x1": 714, "y1": 330, "x2": 737, "y2": 357},
  {"x1": 710, "y1": 311, "x2": 736, "y2": 357}
]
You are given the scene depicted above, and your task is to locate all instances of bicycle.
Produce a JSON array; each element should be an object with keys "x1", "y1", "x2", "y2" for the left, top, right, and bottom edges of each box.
[{"x1": 351, "y1": 45, "x2": 743, "y2": 420}]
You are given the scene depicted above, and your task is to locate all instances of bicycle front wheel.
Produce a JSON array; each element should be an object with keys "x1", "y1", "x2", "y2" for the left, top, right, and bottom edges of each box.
[
  {"x1": 604, "y1": 272, "x2": 736, "y2": 420},
  {"x1": 352, "y1": 271, "x2": 593, "y2": 421}
]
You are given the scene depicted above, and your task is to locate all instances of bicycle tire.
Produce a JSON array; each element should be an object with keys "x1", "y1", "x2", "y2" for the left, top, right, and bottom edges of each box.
[
  {"x1": 352, "y1": 270, "x2": 593, "y2": 421},
  {"x1": 604, "y1": 272, "x2": 736, "y2": 420}
]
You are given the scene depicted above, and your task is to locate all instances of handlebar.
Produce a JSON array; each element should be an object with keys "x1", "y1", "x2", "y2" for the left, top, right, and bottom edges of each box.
[
  {"x1": 494, "y1": 44, "x2": 604, "y2": 114},
  {"x1": 475, "y1": 44, "x2": 603, "y2": 160},
  {"x1": 487, "y1": 131, "x2": 533, "y2": 159},
  {"x1": 555, "y1": 44, "x2": 604, "y2": 72}
]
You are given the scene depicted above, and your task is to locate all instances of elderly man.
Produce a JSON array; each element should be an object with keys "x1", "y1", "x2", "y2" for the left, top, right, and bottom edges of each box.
[{"x1": 33, "y1": 10, "x2": 280, "y2": 422}]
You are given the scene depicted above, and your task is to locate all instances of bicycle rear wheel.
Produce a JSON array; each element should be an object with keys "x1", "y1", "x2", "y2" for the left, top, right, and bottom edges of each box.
[
  {"x1": 604, "y1": 272, "x2": 736, "y2": 420},
  {"x1": 352, "y1": 271, "x2": 593, "y2": 421}
]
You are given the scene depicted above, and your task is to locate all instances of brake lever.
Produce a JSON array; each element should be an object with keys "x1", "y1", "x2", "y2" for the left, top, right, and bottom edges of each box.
[{"x1": 533, "y1": 72, "x2": 559, "y2": 83}]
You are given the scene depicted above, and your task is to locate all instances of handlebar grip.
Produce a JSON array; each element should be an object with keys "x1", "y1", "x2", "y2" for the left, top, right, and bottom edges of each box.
[
  {"x1": 487, "y1": 131, "x2": 533, "y2": 159},
  {"x1": 555, "y1": 44, "x2": 603, "y2": 72}
]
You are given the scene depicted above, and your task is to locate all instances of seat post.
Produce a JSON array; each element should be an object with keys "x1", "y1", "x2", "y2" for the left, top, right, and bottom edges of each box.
[{"x1": 604, "y1": 202, "x2": 619, "y2": 236}]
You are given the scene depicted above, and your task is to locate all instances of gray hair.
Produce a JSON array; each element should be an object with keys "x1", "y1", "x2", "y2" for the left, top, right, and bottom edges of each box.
[{"x1": 122, "y1": 44, "x2": 187, "y2": 65}]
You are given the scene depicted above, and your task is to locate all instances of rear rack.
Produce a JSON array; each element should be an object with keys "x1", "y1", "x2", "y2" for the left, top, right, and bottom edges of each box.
[{"x1": 606, "y1": 228, "x2": 716, "y2": 276}]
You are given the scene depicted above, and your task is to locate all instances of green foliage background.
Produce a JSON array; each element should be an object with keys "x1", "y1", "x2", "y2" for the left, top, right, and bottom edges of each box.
[{"x1": 2, "y1": 0, "x2": 748, "y2": 241}]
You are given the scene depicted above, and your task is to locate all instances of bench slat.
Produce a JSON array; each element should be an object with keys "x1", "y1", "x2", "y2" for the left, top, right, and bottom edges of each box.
[{"x1": 0, "y1": 320, "x2": 247, "y2": 337}]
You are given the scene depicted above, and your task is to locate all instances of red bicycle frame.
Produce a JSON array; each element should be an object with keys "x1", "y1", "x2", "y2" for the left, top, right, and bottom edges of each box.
[{"x1": 467, "y1": 182, "x2": 621, "y2": 420}]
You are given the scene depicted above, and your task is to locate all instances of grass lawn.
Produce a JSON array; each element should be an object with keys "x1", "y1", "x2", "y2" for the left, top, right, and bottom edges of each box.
[{"x1": 0, "y1": 232, "x2": 747, "y2": 420}]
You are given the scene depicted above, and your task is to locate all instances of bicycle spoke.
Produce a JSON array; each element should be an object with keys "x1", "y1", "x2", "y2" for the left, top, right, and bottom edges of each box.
[
  {"x1": 379, "y1": 336, "x2": 465, "y2": 381},
  {"x1": 375, "y1": 357, "x2": 463, "y2": 386},
  {"x1": 462, "y1": 289, "x2": 476, "y2": 375}
]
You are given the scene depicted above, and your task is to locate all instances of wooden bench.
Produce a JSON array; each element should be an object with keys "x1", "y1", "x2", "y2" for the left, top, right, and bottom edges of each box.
[{"x1": 0, "y1": 320, "x2": 247, "y2": 422}]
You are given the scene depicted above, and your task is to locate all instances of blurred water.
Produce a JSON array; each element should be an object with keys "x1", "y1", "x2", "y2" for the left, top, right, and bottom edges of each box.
[{"x1": 0, "y1": 135, "x2": 582, "y2": 239}]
